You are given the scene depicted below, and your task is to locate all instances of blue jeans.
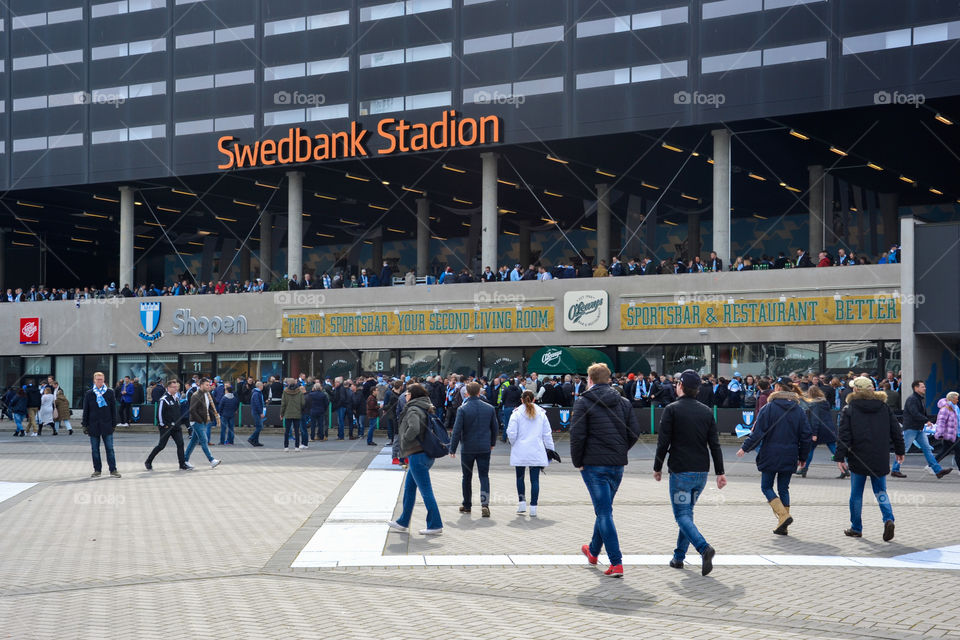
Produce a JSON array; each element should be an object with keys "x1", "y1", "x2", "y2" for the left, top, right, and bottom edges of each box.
[
  {"x1": 185, "y1": 421, "x2": 214, "y2": 462},
  {"x1": 249, "y1": 413, "x2": 264, "y2": 444},
  {"x1": 219, "y1": 416, "x2": 235, "y2": 444},
  {"x1": 284, "y1": 418, "x2": 302, "y2": 448},
  {"x1": 13, "y1": 412, "x2": 24, "y2": 432},
  {"x1": 396, "y1": 453, "x2": 442, "y2": 530},
  {"x1": 310, "y1": 413, "x2": 327, "y2": 439},
  {"x1": 760, "y1": 470, "x2": 793, "y2": 506},
  {"x1": 805, "y1": 441, "x2": 838, "y2": 467},
  {"x1": 205, "y1": 422, "x2": 212, "y2": 444},
  {"x1": 357, "y1": 414, "x2": 366, "y2": 438},
  {"x1": 581, "y1": 465, "x2": 624, "y2": 566},
  {"x1": 367, "y1": 416, "x2": 378, "y2": 444},
  {"x1": 500, "y1": 407, "x2": 515, "y2": 440},
  {"x1": 849, "y1": 472, "x2": 894, "y2": 532},
  {"x1": 516, "y1": 466, "x2": 542, "y2": 505},
  {"x1": 337, "y1": 407, "x2": 348, "y2": 439},
  {"x1": 669, "y1": 471, "x2": 709, "y2": 561},
  {"x1": 89, "y1": 433, "x2": 117, "y2": 472},
  {"x1": 892, "y1": 430, "x2": 941, "y2": 473}
]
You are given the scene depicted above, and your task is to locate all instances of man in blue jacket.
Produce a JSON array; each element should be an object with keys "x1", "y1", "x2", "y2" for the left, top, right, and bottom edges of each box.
[
  {"x1": 217, "y1": 385, "x2": 240, "y2": 445},
  {"x1": 82, "y1": 371, "x2": 120, "y2": 478},
  {"x1": 118, "y1": 376, "x2": 134, "y2": 427},
  {"x1": 248, "y1": 381, "x2": 266, "y2": 447},
  {"x1": 449, "y1": 382, "x2": 499, "y2": 517}
]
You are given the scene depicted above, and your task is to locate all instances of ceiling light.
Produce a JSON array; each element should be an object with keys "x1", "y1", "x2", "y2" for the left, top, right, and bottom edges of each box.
[
  {"x1": 540, "y1": 217, "x2": 557, "y2": 224},
  {"x1": 196, "y1": 230, "x2": 212, "y2": 236},
  {"x1": 748, "y1": 172, "x2": 766, "y2": 181},
  {"x1": 144, "y1": 221, "x2": 162, "y2": 227},
  {"x1": 829, "y1": 146, "x2": 848, "y2": 156},
  {"x1": 929, "y1": 187, "x2": 944, "y2": 196},
  {"x1": 156, "y1": 206, "x2": 179, "y2": 213},
  {"x1": 12, "y1": 241, "x2": 35, "y2": 247},
  {"x1": 867, "y1": 162, "x2": 883, "y2": 171},
  {"x1": 134, "y1": 245, "x2": 145, "y2": 250},
  {"x1": 442, "y1": 164, "x2": 465, "y2": 173},
  {"x1": 188, "y1": 241, "x2": 203, "y2": 246},
  {"x1": 706, "y1": 158, "x2": 715, "y2": 164},
  {"x1": 171, "y1": 188, "x2": 196, "y2": 196},
  {"x1": 381, "y1": 180, "x2": 390, "y2": 185},
  {"x1": 431, "y1": 235, "x2": 447, "y2": 240},
  {"x1": 546, "y1": 154, "x2": 568, "y2": 164},
  {"x1": 233, "y1": 199, "x2": 256, "y2": 207},
  {"x1": 681, "y1": 193, "x2": 698, "y2": 201},
  {"x1": 402, "y1": 186, "x2": 426, "y2": 195},
  {"x1": 498, "y1": 208, "x2": 516, "y2": 214},
  {"x1": 641, "y1": 181, "x2": 659, "y2": 190},
  {"x1": 75, "y1": 225, "x2": 97, "y2": 231},
  {"x1": 13, "y1": 229, "x2": 35, "y2": 235},
  {"x1": 345, "y1": 172, "x2": 370, "y2": 182},
  {"x1": 580, "y1": 225, "x2": 595, "y2": 231},
  {"x1": 15, "y1": 216, "x2": 39, "y2": 223},
  {"x1": 663, "y1": 220, "x2": 678, "y2": 226},
  {"x1": 387, "y1": 227, "x2": 405, "y2": 233},
  {"x1": 789, "y1": 129, "x2": 809, "y2": 141},
  {"x1": 340, "y1": 218, "x2": 359, "y2": 225},
  {"x1": 94, "y1": 194, "x2": 119, "y2": 203},
  {"x1": 543, "y1": 190, "x2": 562, "y2": 198},
  {"x1": 136, "y1": 234, "x2": 153, "y2": 239},
  {"x1": 497, "y1": 178, "x2": 519, "y2": 187},
  {"x1": 255, "y1": 181, "x2": 279, "y2": 189},
  {"x1": 935, "y1": 113, "x2": 954, "y2": 125},
  {"x1": 71, "y1": 237, "x2": 94, "y2": 243},
  {"x1": 753, "y1": 214, "x2": 767, "y2": 220},
  {"x1": 215, "y1": 216, "x2": 238, "y2": 222},
  {"x1": 134, "y1": 201, "x2": 142, "y2": 206},
  {"x1": 16, "y1": 200, "x2": 43, "y2": 208},
  {"x1": 690, "y1": 151, "x2": 700, "y2": 157},
  {"x1": 316, "y1": 232, "x2": 334, "y2": 238},
  {"x1": 461, "y1": 221, "x2": 471, "y2": 227},
  {"x1": 313, "y1": 193, "x2": 336, "y2": 202},
  {"x1": 83, "y1": 211, "x2": 109, "y2": 219},
  {"x1": 661, "y1": 143, "x2": 683, "y2": 153},
  {"x1": 302, "y1": 245, "x2": 313, "y2": 249},
  {"x1": 595, "y1": 169, "x2": 616, "y2": 178},
  {"x1": 784, "y1": 185, "x2": 801, "y2": 193},
  {"x1": 503, "y1": 230, "x2": 518, "y2": 236},
  {"x1": 899, "y1": 175, "x2": 916, "y2": 184},
  {"x1": 453, "y1": 197, "x2": 473, "y2": 205},
  {"x1": 369, "y1": 204, "x2": 388, "y2": 211}
]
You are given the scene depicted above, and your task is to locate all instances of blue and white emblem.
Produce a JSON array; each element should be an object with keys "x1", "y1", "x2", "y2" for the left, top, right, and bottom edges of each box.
[
  {"x1": 734, "y1": 410, "x2": 756, "y2": 438},
  {"x1": 138, "y1": 301, "x2": 163, "y2": 346},
  {"x1": 558, "y1": 408, "x2": 571, "y2": 429}
]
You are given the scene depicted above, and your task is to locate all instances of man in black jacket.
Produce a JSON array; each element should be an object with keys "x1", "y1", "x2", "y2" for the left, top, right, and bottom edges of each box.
[
  {"x1": 500, "y1": 377, "x2": 522, "y2": 442},
  {"x1": 570, "y1": 363, "x2": 641, "y2": 578},
  {"x1": 24, "y1": 378, "x2": 41, "y2": 435},
  {"x1": 891, "y1": 380, "x2": 949, "y2": 478},
  {"x1": 653, "y1": 370, "x2": 726, "y2": 575},
  {"x1": 145, "y1": 380, "x2": 189, "y2": 471},
  {"x1": 81, "y1": 372, "x2": 120, "y2": 478},
  {"x1": 450, "y1": 382, "x2": 499, "y2": 517}
]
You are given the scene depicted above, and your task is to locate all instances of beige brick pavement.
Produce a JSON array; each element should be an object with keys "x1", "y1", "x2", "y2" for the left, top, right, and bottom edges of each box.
[{"x1": 1, "y1": 432, "x2": 959, "y2": 639}]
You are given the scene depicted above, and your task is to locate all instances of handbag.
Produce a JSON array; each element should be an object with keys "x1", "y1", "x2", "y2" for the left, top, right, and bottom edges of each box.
[{"x1": 417, "y1": 411, "x2": 451, "y2": 459}]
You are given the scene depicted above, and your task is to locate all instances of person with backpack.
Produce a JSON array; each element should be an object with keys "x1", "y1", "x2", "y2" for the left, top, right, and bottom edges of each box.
[
  {"x1": 387, "y1": 383, "x2": 443, "y2": 536},
  {"x1": 507, "y1": 389, "x2": 555, "y2": 518},
  {"x1": 737, "y1": 377, "x2": 813, "y2": 535}
]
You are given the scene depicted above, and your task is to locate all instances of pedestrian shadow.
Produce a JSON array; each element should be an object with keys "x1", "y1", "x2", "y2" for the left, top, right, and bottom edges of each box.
[
  {"x1": 674, "y1": 570, "x2": 746, "y2": 606},
  {"x1": 441, "y1": 513, "x2": 497, "y2": 530},
  {"x1": 761, "y1": 536, "x2": 846, "y2": 556},
  {"x1": 575, "y1": 577, "x2": 654, "y2": 614},
  {"x1": 505, "y1": 516, "x2": 556, "y2": 530}
]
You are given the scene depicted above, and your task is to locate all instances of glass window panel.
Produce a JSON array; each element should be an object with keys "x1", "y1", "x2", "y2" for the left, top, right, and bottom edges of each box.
[
  {"x1": 217, "y1": 352, "x2": 250, "y2": 383},
  {"x1": 360, "y1": 96, "x2": 404, "y2": 115},
  {"x1": 288, "y1": 351, "x2": 322, "y2": 379},
  {"x1": 701, "y1": 50, "x2": 762, "y2": 73},
  {"x1": 482, "y1": 348, "x2": 522, "y2": 380},
  {"x1": 716, "y1": 344, "x2": 766, "y2": 379},
  {"x1": 663, "y1": 345, "x2": 712, "y2": 376},
  {"x1": 405, "y1": 91, "x2": 450, "y2": 110},
  {"x1": 463, "y1": 33, "x2": 512, "y2": 55},
  {"x1": 308, "y1": 11, "x2": 350, "y2": 30},
  {"x1": 767, "y1": 343, "x2": 821, "y2": 377},
  {"x1": 307, "y1": 103, "x2": 349, "y2": 121},
  {"x1": 360, "y1": 350, "x2": 396, "y2": 376},
  {"x1": 175, "y1": 31, "x2": 213, "y2": 49},
  {"x1": 633, "y1": 7, "x2": 688, "y2": 29},
  {"x1": 360, "y1": 48, "x2": 405, "y2": 69},
  {"x1": 617, "y1": 346, "x2": 663, "y2": 376},
  {"x1": 83, "y1": 355, "x2": 114, "y2": 391},
  {"x1": 215, "y1": 25, "x2": 254, "y2": 43},
  {"x1": 400, "y1": 349, "x2": 439, "y2": 378},
  {"x1": 175, "y1": 119, "x2": 214, "y2": 135},
  {"x1": 215, "y1": 69, "x2": 254, "y2": 87},
  {"x1": 264, "y1": 17, "x2": 305, "y2": 37},
  {"x1": 632, "y1": 59, "x2": 688, "y2": 82},
  {"x1": 702, "y1": 0, "x2": 762, "y2": 20},
  {"x1": 842, "y1": 29, "x2": 911, "y2": 55},
  {"x1": 147, "y1": 355, "x2": 178, "y2": 384},
  {"x1": 576, "y1": 16, "x2": 631, "y2": 39},
  {"x1": 24, "y1": 356, "x2": 53, "y2": 377},
  {"x1": 54, "y1": 50, "x2": 83, "y2": 65},
  {"x1": 513, "y1": 76, "x2": 563, "y2": 97},
  {"x1": 913, "y1": 21, "x2": 960, "y2": 45},
  {"x1": 883, "y1": 342, "x2": 901, "y2": 377},
  {"x1": 576, "y1": 68, "x2": 630, "y2": 89},
  {"x1": 264, "y1": 109, "x2": 306, "y2": 126},
  {"x1": 214, "y1": 115, "x2": 255, "y2": 131},
  {"x1": 406, "y1": 42, "x2": 451, "y2": 63},
  {"x1": 324, "y1": 350, "x2": 358, "y2": 381},
  {"x1": 117, "y1": 355, "x2": 147, "y2": 382},
  {"x1": 825, "y1": 341, "x2": 880, "y2": 377},
  {"x1": 407, "y1": 0, "x2": 451, "y2": 14},
  {"x1": 764, "y1": 0, "x2": 825, "y2": 9},
  {"x1": 180, "y1": 353, "x2": 213, "y2": 380},
  {"x1": 360, "y1": 2, "x2": 404, "y2": 22},
  {"x1": 440, "y1": 348, "x2": 479, "y2": 378},
  {"x1": 763, "y1": 41, "x2": 826, "y2": 65},
  {"x1": 250, "y1": 352, "x2": 284, "y2": 383},
  {"x1": 513, "y1": 25, "x2": 563, "y2": 48},
  {"x1": 0, "y1": 356, "x2": 21, "y2": 389},
  {"x1": 307, "y1": 57, "x2": 349, "y2": 75},
  {"x1": 14, "y1": 54, "x2": 48, "y2": 70}
]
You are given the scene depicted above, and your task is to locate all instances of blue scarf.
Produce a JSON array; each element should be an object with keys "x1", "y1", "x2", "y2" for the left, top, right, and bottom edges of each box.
[{"x1": 93, "y1": 384, "x2": 108, "y2": 408}]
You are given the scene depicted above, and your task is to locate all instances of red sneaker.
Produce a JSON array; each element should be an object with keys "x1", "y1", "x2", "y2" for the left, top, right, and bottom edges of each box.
[
  {"x1": 581, "y1": 544, "x2": 598, "y2": 565},
  {"x1": 392, "y1": 458, "x2": 400, "y2": 465},
  {"x1": 604, "y1": 564, "x2": 623, "y2": 578}
]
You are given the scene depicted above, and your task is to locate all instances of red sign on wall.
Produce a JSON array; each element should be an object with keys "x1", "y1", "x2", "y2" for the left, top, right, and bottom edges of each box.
[{"x1": 19, "y1": 318, "x2": 40, "y2": 344}]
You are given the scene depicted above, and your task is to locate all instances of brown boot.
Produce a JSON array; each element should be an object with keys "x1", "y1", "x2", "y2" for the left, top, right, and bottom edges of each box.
[{"x1": 769, "y1": 498, "x2": 793, "y2": 535}]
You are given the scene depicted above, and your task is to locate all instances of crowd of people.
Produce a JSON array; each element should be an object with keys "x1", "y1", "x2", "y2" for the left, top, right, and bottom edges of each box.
[{"x1": 0, "y1": 243, "x2": 901, "y2": 301}]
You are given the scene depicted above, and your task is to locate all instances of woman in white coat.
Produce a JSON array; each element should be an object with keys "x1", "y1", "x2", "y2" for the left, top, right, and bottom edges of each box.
[
  {"x1": 38, "y1": 387, "x2": 56, "y2": 436},
  {"x1": 507, "y1": 390, "x2": 556, "y2": 517}
]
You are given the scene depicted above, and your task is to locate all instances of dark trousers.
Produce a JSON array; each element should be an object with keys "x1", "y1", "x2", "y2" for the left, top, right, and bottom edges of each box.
[
  {"x1": 936, "y1": 438, "x2": 960, "y2": 468},
  {"x1": 119, "y1": 402, "x2": 132, "y2": 424},
  {"x1": 460, "y1": 452, "x2": 491, "y2": 509},
  {"x1": 147, "y1": 425, "x2": 186, "y2": 468}
]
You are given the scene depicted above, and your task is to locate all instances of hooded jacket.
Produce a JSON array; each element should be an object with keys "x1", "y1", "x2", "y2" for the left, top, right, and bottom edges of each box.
[
  {"x1": 570, "y1": 383, "x2": 641, "y2": 468},
  {"x1": 934, "y1": 398, "x2": 959, "y2": 442},
  {"x1": 803, "y1": 396, "x2": 836, "y2": 444},
  {"x1": 741, "y1": 391, "x2": 813, "y2": 472},
  {"x1": 217, "y1": 392, "x2": 239, "y2": 419},
  {"x1": 398, "y1": 395, "x2": 434, "y2": 457},
  {"x1": 280, "y1": 385, "x2": 304, "y2": 419},
  {"x1": 836, "y1": 389, "x2": 904, "y2": 477}
]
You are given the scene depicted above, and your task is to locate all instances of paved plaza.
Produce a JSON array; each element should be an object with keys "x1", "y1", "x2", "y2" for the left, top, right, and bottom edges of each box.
[{"x1": 1, "y1": 428, "x2": 959, "y2": 639}]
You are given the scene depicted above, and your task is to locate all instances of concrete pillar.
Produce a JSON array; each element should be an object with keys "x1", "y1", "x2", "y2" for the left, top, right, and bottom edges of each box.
[
  {"x1": 596, "y1": 183, "x2": 611, "y2": 266},
  {"x1": 118, "y1": 185, "x2": 134, "y2": 289},
  {"x1": 899, "y1": 215, "x2": 915, "y2": 406},
  {"x1": 518, "y1": 226, "x2": 531, "y2": 268},
  {"x1": 808, "y1": 165, "x2": 825, "y2": 256},
  {"x1": 711, "y1": 129, "x2": 731, "y2": 265},
  {"x1": 880, "y1": 193, "x2": 899, "y2": 249},
  {"x1": 686, "y1": 210, "x2": 701, "y2": 261},
  {"x1": 286, "y1": 171, "x2": 303, "y2": 283},
  {"x1": 416, "y1": 198, "x2": 430, "y2": 277},
  {"x1": 238, "y1": 244, "x2": 250, "y2": 283},
  {"x1": 480, "y1": 152, "x2": 498, "y2": 273},
  {"x1": 259, "y1": 211, "x2": 272, "y2": 282}
]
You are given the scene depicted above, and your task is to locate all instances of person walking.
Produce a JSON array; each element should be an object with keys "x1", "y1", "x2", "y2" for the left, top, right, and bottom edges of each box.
[
  {"x1": 798, "y1": 386, "x2": 842, "y2": 478},
  {"x1": 653, "y1": 369, "x2": 726, "y2": 575},
  {"x1": 308, "y1": 383, "x2": 330, "y2": 442},
  {"x1": 386, "y1": 383, "x2": 443, "y2": 535},
  {"x1": 81, "y1": 372, "x2": 121, "y2": 478},
  {"x1": 570, "y1": 363, "x2": 641, "y2": 578},
  {"x1": 891, "y1": 380, "x2": 951, "y2": 478},
  {"x1": 835, "y1": 376, "x2": 905, "y2": 541},
  {"x1": 217, "y1": 385, "x2": 239, "y2": 445},
  {"x1": 54, "y1": 388, "x2": 73, "y2": 435},
  {"x1": 185, "y1": 378, "x2": 221, "y2": 469},
  {"x1": 500, "y1": 377, "x2": 522, "y2": 443},
  {"x1": 145, "y1": 380, "x2": 189, "y2": 471},
  {"x1": 38, "y1": 386, "x2": 55, "y2": 436},
  {"x1": 247, "y1": 381, "x2": 266, "y2": 447},
  {"x1": 450, "y1": 381, "x2": 499, "y2": 517},
  {"x1": 24, "y1": 379, "x2": 41, "y2": 436},
  {"x1": 737, "y1": 377, "x2": 813, "y2": 535},
  {"x1": 281, "y1": 378, "x2": 306, "y2": 451},
  {"x1": 934, "y1": 392, "x2": 960, "y2": 471},
  {"x1": 506, "y1": 389, "x2": 556, "y2": 518},
  {"x1": 10, "y1": 389, "x2": 27, "y2": 436}
]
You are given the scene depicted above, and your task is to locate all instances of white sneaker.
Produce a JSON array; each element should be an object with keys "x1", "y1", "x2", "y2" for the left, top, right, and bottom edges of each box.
[
  {"x1": 284, "y1": 448, "x2": 290, "y2": 452},
  {"x1": 30, "y1": 433, "x2": 38, "y2": 437},
  {"x1": 182, "y1": 462, "x2": 194, "y2": 470},
  {"x1": 925, "y1": 465, "x2": 935, "y2": 475},
  {"x1": 386, "y1": 520, "x2": 409, "y2": 533},
  {"x1": 210, "y1": 459, "x2": 221, "y2": 469},
  {"x1": 517, "y1": 501, "x2": 527, "y2": 514},
  {"x1": 529, "y1": 505, "x2": 538, "y2": 518},
  {"x1": 298, "y1": 444, "x2": 308, "y2": 450},
  {"x1": 419, "y1": 528, "x2": 443, "y2": 536}
]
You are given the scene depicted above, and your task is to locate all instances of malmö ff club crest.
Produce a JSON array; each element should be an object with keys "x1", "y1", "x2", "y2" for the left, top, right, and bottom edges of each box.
[{"x1": 139, "y1": 301, "x2": 163, "y2": 346}]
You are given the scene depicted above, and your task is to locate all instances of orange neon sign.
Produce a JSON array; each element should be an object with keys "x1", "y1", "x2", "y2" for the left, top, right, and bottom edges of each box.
[{"x1": 217, "y1": 110, "x2": 501, "y2": 170}]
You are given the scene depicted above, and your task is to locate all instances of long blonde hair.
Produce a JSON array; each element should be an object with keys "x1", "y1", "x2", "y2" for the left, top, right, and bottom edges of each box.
[{"x1": 521, "y1": 390, "x2": 537, "y2": 418}]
